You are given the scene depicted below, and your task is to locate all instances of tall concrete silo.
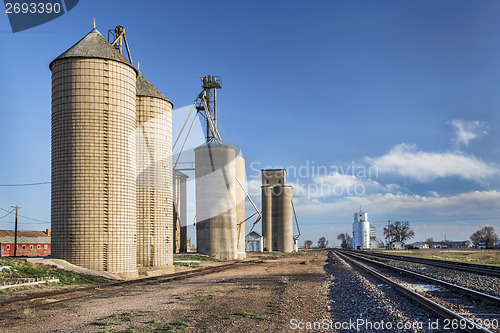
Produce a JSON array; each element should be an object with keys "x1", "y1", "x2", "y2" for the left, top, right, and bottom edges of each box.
[
  {"x1": 261, "y1": 169, "x2": 294, "y2": 252},
  {"x1": 261, "y1": 185, "x2": 273, "y2": 251},
  {"x1": 272, "y1": 185, "x2": 294, "y2": 252},
  {"x1": 173, "y1": 171, "x2": 188, "y2": 253},
  {"x1": 195, "y1": 139, "x2": 238, "y2": 260},
  {"x1": 50, "y1": 28, "x2": 138, "y2": 278},
  {"x1": 136, "y1": 72, "x2": 173, "y2": 269},
  {"x1": 235, "y1": 154, "x2": 246, "y2": 259}
]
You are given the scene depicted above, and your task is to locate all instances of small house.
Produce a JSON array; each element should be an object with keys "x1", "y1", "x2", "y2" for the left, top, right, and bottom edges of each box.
[{"x1": 245, "y1": 231, "x2": 263, "y2": 252}]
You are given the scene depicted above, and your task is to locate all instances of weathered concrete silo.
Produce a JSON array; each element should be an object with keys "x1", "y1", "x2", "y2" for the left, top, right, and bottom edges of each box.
[
  {"x1": 261, "y1": 185, "x2": 273, "y2": 251},
  {"x1": 195, "y1": 139, "x2": 238, "y2": 260},
  {"x1": 50, "y1": 28, "x2": 138, "y2": 278},
  {"x1": 272, "y1": 185, "x2": 294, "y2": 252},
  {"x1": 173, "y1": 171, "x2": 188, "y2": 253},
  {"x1": 136, "y1": 73, "x2": 173, "y2": 270},
  {"x1": 235, "y1": 155, "x2": 246, "y2": 259},
  {"x1": 261, "y1": 169, "x2": 294, "y2": 252}
]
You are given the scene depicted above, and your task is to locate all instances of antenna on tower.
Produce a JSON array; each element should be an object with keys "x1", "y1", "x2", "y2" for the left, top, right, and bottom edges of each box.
[{"x1": 93, "y1": 18, "x2": 96, "y2": 29}]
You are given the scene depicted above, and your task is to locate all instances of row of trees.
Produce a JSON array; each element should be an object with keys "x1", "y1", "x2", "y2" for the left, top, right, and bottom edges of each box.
[
  {"x1": 304, "y1": 237, "x2": 329, "y2": 248},
  {"x1": 470, "y1": 226, "x2": 498, "y2": 248}
]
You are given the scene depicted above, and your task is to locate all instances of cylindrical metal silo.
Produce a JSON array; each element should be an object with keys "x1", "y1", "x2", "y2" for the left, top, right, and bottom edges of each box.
[
  {"x1": 261, "y1": 185, "x2": 273, "y2": 251},
  {"x1": 50, "y1": 28, "x2": 138, "y2": 278},
  {"x1": 235, "y1": 155, "x2": 246, "y2": 259},
  {"x1": 195, "y1": 139, "x2": 237, "y2": 260},
  {"x1": 174, "y1": 171, "x2": 188, "y2": 253},
  {"x1": 272, "y1": 185, "x2": 294, "y2": 253},
  {"x1": 136, "y1": 72, "x2": 173, "y2": 268}
]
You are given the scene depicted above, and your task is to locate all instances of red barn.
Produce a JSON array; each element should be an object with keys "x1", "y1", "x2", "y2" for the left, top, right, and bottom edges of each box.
[{"x1": 0, "y1": 229, "x2": 51, "y2": 257}]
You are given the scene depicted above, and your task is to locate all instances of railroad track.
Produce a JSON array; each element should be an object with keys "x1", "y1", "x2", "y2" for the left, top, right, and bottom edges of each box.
[
  {"x1": 333, "y1": 250, "x2": 500, "y2": 333},
  {"x1": 355, "y1": 250, "x2": 500, "y2": 277},
  {"x1": 0, "y1": 260, "x2": 261, "y2": 317}
]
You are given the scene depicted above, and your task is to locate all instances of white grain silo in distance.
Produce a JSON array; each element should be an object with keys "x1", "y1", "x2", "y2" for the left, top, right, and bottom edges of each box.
[
  {"x1": 195, "y1": 139, "x2": 238, "y2": 260},
  {"x1": 50, "y1": 28, "x2": 138, "y2": 278},
  {"x1": 352, "y1": 210, "x2": 370, "y2": 249},
  {"x1": 136, "y1": 72, "x2": 174, "y2": 271}
]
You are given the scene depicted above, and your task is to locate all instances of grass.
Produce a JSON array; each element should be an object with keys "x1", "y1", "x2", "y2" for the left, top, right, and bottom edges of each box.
[
  {"x1": 174, "y1": 255, "x2": 219, "y2": 262},
  {"x1": 161, "y1": 319, "x2": 191, "y2": 332},
  {"x1": 173, "y1": 262, "x2": 200, "y2": 268},
  {"x1": 382, "y1": 249, "x2": 500, "y2": 266},
  {"x1": 234, "y1": 311, "x2": 269, "y2": 321},
  {"x1": 92, "y1": 321, "x2": 117, "y2": 327},
  {"x1": 0, "y1": 258, "x2": 107, "y2": 285}
]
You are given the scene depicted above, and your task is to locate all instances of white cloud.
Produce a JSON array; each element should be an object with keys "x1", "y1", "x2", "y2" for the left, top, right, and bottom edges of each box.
[
  {"x1": 288, "y1": 173, "x2": 403, "y2": 200},
  {"x1": 450, "y1": 119, "x2": 487, "y2": 146},
  {"x1": 365, "y1": 143, "x2": 498, "y2": 182},
  {"x1": 295, "y1": 190, "x2": 500, "y2": 217}
]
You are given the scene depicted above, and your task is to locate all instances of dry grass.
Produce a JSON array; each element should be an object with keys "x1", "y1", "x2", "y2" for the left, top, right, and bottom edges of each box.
[{"x1": 382, "y1": 249, "x2": 500, "y2": 265}]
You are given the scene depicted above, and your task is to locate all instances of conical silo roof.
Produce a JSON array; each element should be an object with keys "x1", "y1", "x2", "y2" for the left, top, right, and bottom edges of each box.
[
  {"x1": 49, "y1": 28, "x2": 137, "y2": 73},
  {"x1": 137, "y1": 73, "x2": 172, "y2": 105},
  {"x1": 195, "y1": 138, "x2": 239, "y2": 153}
]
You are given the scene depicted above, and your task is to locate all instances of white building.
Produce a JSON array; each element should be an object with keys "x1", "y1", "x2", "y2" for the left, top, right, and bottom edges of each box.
[
  {"x1": 352, "y1": 210, "x2": 384, "y2": 249},
  {"x1": 352, "y1": 211, "x2": 370, "y2": 249},
  {"x1": 245, "y1": 231, "x2": 263, "y2": 252}
]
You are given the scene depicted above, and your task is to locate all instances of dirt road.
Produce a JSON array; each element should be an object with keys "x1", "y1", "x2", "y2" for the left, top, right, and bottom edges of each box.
[{"x1": 0, "y1": 251, "x2": 331, "y2": 332}]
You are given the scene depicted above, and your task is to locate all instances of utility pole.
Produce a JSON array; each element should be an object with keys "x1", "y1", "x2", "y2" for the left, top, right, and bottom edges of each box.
[
  {"x1": 11, "y1": 205, "x2": 21, "y2": 257},
  {"x1": 388, "y1": 220, "x2": 391, "y2": 251}
]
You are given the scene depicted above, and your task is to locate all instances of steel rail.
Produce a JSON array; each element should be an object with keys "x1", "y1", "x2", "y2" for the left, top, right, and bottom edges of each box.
[
  {"x1": 0, "y1": 260, "x2": 260, "y2": 316},
  {"x1": 334, "y1": 250, "x2": 494, "y2": 333},
  {"x1": 357, "y1": 250, "x2": 500, "y2": 277},
  {"x1": 341, "y1": 250, "x2": 500, "y2": 306}
]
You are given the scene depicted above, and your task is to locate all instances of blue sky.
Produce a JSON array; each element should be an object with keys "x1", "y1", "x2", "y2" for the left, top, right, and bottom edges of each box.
[{"x1": 1, "y1": 0, "x2": 499, "y2": 246}]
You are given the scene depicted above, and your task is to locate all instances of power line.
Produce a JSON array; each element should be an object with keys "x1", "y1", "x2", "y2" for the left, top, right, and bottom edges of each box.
[
  {"x1": 0, "y1": 209, "x2": 14, "y2": 220},
  {"x1": 0, "y1": 208, "x2": 50, "y2": 223},
  {"x1": 0, "y1": 220, "x2": 50, "y2": 225},
  {"x1": 0, "y1": 182, "x2": 50, "y2": 186}
]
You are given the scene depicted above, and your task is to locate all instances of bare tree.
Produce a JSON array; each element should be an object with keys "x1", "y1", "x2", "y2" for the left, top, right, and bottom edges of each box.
[
  {"x1": 424, "y1": 237, "x2": 434, "y2": 248},
  {"x1": 304, "y1": 240, "x2": 313, "y2": 248},
  {"x1": 317, "y1": 236, "x2": 329, "y2": 248},
  {"x1": 383, "y1": 221, "x2": 415, "y2": 244},
  {"x1": 470, "y1": 225, "x2": 498, "y2": 249},
  {"x1": 337, "y1": 233, "x2": 352, "y2": 249}
]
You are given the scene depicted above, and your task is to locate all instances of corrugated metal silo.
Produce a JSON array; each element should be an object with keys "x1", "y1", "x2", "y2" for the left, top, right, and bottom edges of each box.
[
  {"x1": 50, "y1": 28, "x2": 138, "y2": 278},
  {"x1": 174, "y1": 171, "x2": 188, "y2": 253},
  {"x1": 235, "y1": 155, "x2": 246, "y2": 259},
  {"x1": 272, "y1": 185, "x2": 294, "y2": 253},
  {"x1": 136, "y1": 72, "x2": 173, "y2": 268},
  {"x1": 195, "y1": 139, "x2": 237, "y2": 260}
]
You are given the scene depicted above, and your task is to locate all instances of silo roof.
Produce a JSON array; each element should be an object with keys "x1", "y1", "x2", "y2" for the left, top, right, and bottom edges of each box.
[
  {"x1": 137, "y1": 73, "x2": 172, "y2": 105},
  {"x1": 195, "y1": 138, "x2": 239, "y2": 152},
  {"x1": 49, "y1": 28, "x2": 137, "y2": 72}
]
